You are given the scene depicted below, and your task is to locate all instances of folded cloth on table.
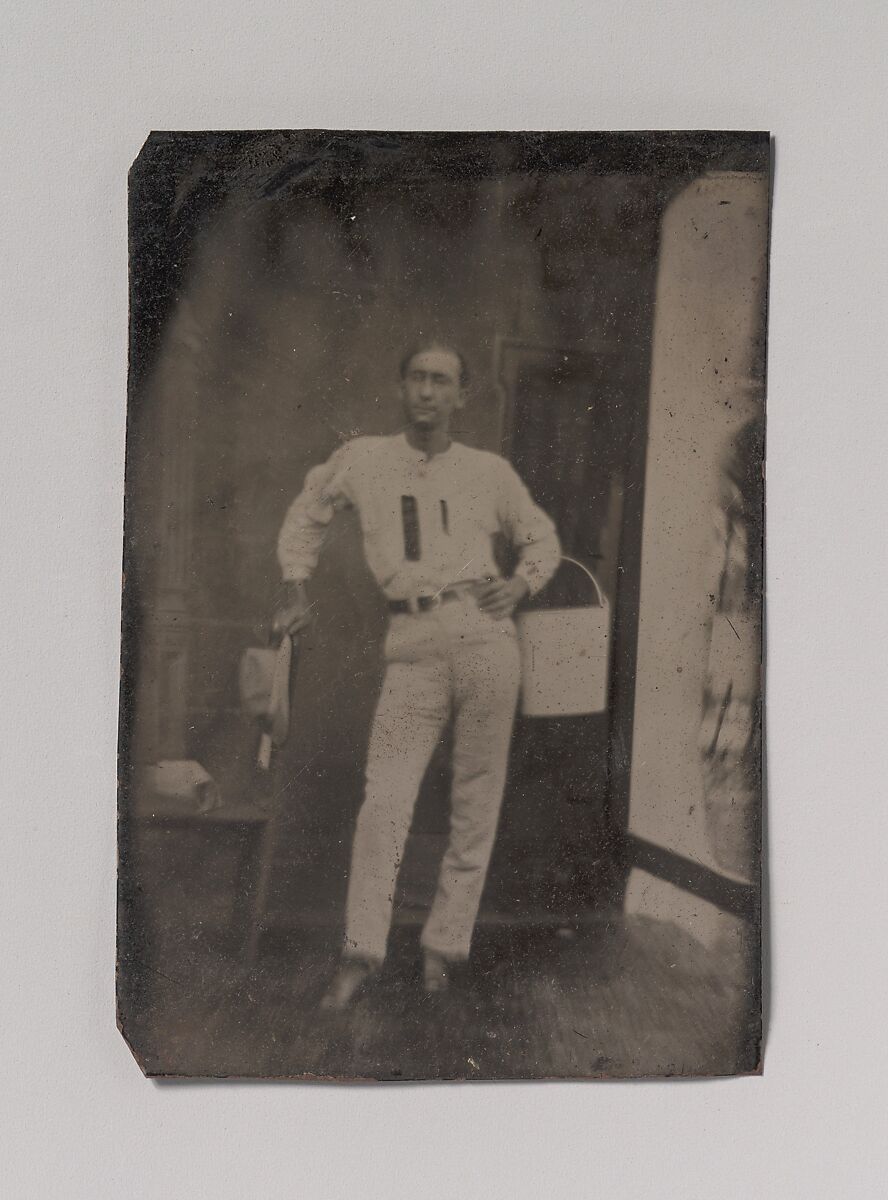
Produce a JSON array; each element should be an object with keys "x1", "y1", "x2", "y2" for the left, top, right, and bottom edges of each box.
[{"x1": 142, "y1": 760, "x2": 221, "y2": 814}]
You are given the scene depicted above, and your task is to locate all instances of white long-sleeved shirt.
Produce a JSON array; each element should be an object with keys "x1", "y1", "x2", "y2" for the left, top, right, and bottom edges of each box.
[{"x1": 277, "y1": 433, "x2": 560, "y2": 601}]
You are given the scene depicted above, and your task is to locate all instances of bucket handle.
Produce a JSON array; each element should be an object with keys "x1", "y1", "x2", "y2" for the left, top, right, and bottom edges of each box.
[{"x1": 556, "y1": 555, "x2": 606, "y2": 608}]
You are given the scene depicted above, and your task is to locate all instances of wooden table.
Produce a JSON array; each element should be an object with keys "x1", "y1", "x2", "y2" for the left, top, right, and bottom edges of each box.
[{"x1": 129, "y1": 790, "x2": 274, "y2": 967}]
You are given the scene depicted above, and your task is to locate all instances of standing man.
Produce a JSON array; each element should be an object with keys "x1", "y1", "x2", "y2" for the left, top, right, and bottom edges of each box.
[{"x1": 273, "y1": 342, "x2": 560, "y2": 1009}]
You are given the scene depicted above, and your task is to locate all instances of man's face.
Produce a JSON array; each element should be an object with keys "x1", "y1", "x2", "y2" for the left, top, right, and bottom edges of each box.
[{"x1": 400, "y1": 348, "x2": 466, "y2": 434}]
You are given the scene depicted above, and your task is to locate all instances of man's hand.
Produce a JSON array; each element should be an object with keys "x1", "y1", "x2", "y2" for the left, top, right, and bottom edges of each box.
[
  {"x1": 475, "y1": 575, "x2": 529, "y2": 620},
  {"x1": 271, "y1": 582, "x2": 313, "y2": 638}
]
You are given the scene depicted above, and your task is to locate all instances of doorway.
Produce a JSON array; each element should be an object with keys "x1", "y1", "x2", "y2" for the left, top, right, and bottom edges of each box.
[{"x1": 471, "y1": 339, "x2": 637, "y2": 920}]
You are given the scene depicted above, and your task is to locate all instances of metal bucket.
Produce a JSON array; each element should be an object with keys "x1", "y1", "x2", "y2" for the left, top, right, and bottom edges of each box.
[{"x1": 516, "y1": 556, "x2": 610, "y2": 717}]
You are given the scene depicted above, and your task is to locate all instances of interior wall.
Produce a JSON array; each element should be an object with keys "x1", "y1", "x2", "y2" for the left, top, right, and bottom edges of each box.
[{"x1": 127, "y1": 160, "x2": 662, "y2": 922}]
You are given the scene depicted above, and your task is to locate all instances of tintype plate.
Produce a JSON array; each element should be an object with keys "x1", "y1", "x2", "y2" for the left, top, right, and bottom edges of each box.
[{"x1": 119, "y1": 130, "x2": 768, "y2": 1079}]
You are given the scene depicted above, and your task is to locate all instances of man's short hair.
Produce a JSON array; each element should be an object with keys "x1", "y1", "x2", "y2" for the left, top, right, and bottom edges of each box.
[{"x1": 399, "y1": 341, "x2": 470, "y2": 389}]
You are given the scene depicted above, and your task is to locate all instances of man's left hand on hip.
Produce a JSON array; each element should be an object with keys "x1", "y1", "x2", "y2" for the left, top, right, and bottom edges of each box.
[{"x1": 475, "y1": 576, "x2": 529, "y2": 619}]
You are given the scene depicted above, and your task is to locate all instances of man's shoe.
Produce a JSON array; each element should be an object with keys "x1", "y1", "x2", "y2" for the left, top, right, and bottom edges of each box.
[
  {"x1": 318, "y1": 958, "x2": 380, "y2": 1012},
  {"x1": 422, "y1": 950, "x2": 452, "y2": 995}
]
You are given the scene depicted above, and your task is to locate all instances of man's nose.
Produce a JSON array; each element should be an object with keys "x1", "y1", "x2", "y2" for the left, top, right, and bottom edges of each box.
[{"x1": 418, "y1": 377, "x2": 434, "y2": 398}]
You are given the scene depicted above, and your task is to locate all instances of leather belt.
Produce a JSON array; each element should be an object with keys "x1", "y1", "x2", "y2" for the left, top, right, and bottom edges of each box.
[{"x1": 388, "y1": 589, "x2": 462, "y2": 614}]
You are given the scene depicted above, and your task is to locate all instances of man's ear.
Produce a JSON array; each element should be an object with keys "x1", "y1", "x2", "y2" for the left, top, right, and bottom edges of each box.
[{"x1": 455, "y1": 387, "x2": 468, "y2": 411}]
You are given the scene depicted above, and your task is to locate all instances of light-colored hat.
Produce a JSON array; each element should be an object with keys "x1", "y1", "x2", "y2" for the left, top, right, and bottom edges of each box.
[{"x1": 239, "y1": 635, "x2": 294, "y2": 747}]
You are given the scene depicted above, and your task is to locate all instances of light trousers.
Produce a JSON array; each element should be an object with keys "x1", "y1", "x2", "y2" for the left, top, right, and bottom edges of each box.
[{"x1": 343, "y1": 597, "x2": 522, "y2": 963}]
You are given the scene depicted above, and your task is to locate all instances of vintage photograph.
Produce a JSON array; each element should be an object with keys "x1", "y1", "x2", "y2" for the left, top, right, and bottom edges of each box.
[{"x1": 118, "y1": 130, "x2": 768, "y2": 1079}]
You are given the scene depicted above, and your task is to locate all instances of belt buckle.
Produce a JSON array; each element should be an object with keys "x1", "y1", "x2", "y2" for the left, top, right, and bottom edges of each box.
[{"x1": 406, "y1": 595, "x2": 434, "y2": 615}]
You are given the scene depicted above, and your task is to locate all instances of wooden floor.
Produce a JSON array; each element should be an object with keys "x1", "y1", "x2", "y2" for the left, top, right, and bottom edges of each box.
[{"x1": 120, "y1": 911, "x2": 759, "y2": 1080}]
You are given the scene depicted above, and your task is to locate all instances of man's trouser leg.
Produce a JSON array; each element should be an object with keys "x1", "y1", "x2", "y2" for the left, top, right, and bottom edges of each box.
[
  {"x1": 343, "y1": 655, "x2": 449, "y2": 963},
  {"x1": 421, "y1": 634, "x2": 521, "y2": 961}
]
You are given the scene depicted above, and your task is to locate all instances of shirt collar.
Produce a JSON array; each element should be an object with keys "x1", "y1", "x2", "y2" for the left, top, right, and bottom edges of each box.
[{"x1": 398, "y1": 431, "x2": 460, "y2": 465}]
